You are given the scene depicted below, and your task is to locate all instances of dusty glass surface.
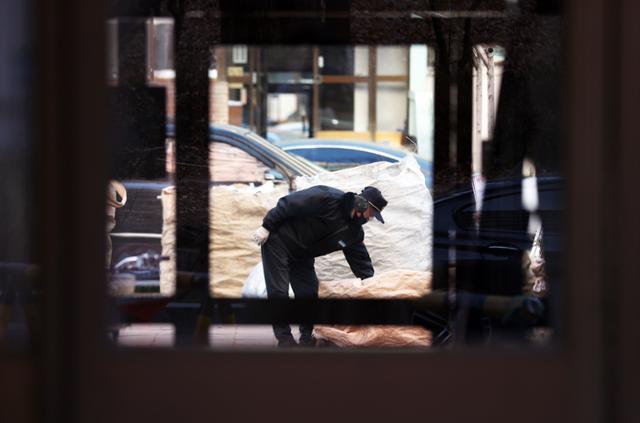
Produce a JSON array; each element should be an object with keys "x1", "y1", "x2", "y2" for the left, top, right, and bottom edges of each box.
[{"x1": 105, "y1": 2, "x2": 564, "y2": 350}]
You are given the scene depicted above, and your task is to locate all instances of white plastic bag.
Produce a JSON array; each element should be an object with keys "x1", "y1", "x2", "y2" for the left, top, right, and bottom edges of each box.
[{"x1": 241, "y1": 263, "x2": 294, "y2": 298}]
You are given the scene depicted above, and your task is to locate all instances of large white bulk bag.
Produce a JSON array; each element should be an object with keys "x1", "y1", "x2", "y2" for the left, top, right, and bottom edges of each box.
[
  {"x1": 159, "y1": 186, "x2": 177, "y2": 296},
  {"x1": 160, "y1": 183, "x2": 288, "y2": 297},
  {"x1": 295, "y1": 155, "x2": 432, "y2": 282},
  {"x1": 242, "y1": 155, "x2": 432, "y2": 297},
  {"x1": 208, "y1": 183, "x2": 288, "y2": 297},
  {"x1": 318, "y1": 270, "x2": 431, "y2": 299}
]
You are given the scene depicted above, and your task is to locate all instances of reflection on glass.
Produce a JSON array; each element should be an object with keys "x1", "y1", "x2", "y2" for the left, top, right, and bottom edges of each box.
[
  {"x1": 150, "y1": 18, "x2": 174, "y2": 72},
  {"x1": 106, "y1": 20, "x2": 118, "y2": 82},
  {"x1": 318, "y1": 45, "x2": 369, "y2": 76},
  {"x1": 407, "y1": 45, "x2": 435, "y2": 165},
  {"x1": 319, "y1": 83, "x2": 355, "y2": 131},
  {"x1": 267, "y1": 92, "x2": 312, "y2": 139},
  {"x1": 0, "y1": 0, "x2": 38, "y2": 349},
  {"x1": 472, "y1": 44, "x2": 506, "y2": 174},
  {"x1": 105, "y1": 18, "x2": 173, "y2": 351}
]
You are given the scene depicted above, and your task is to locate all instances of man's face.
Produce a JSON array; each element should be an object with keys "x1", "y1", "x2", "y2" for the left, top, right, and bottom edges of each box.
[
  {"x1": 363, "y1": 206, "x2": 375, "y2": 221},
  {"x1": 355, "y1": 206, "x2": 374, "y2": 223}
]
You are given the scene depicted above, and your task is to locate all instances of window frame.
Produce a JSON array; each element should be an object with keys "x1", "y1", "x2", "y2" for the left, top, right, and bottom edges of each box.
[{"x1": 3, "y1": 1, "x2": 636, "y2": 423}]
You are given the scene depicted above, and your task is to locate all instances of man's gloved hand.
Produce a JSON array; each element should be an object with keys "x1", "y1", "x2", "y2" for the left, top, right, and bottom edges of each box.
[{"x1": 251, "y1": 226, "x2": 270, "y2": 246}]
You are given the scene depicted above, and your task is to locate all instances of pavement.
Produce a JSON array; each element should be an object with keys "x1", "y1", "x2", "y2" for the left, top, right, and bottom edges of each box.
[{"x1": 116, "y1": 324, "x2": 300, "y2": 348}]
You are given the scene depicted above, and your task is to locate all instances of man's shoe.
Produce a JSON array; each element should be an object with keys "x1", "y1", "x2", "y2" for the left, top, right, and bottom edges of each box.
[
  {"x1": 277, "y1": 337, "x2": 298, "y2": 348},
  {"x1": 299, "y1": 335, "x2": 317, "y2": 347}
]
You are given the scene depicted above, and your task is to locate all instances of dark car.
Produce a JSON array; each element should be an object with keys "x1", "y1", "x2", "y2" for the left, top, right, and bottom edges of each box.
[
  {"x1": 275, "y1": 138, "x2": 433, "y2": 187},
  {"x1": 428, "y1": 175, "x2": 563, "y2": 343},
  {"x1": 432, "y1": 176, "x2": 562, "y2": 293}
]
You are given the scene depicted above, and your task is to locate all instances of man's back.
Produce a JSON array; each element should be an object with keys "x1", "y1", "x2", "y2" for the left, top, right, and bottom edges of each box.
[{"x1": 263, "y1": 185, "x2": 364, "y2": 258}]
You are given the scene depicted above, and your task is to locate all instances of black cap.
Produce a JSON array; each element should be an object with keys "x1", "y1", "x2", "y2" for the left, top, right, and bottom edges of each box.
[{"x1": 361, "y1": 186, "x2": 387, "y2": 224}]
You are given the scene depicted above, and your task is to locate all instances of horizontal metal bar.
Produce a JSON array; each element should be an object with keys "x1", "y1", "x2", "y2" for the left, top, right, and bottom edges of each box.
[
  {"x1": 215, "y1": 11, "x2": 509, "y2": 19},
  {"x1": 110, "y1": 232, "x2": 162, "y2": 239},
  {"x1": 212, "y1": 298, "x2": 416, "y2": 325},
  {"x1": 112, "y1": 291, "x2": 545, "y2": 326}
]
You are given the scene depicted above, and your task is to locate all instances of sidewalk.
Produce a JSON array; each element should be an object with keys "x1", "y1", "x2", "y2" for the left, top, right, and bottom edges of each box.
[{"x1": 116, "y1": 324, "x2": 301, "y2": 348}]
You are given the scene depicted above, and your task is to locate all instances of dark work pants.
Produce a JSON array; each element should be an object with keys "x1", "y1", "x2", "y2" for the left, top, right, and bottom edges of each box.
[{"x1": 261, "y1": 234, "x2": 319, "y2": 342}]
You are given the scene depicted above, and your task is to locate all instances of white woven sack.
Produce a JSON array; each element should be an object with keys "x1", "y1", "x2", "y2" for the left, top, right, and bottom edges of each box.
[
  {"x1": 160, "y1": 183, "x2": 288, "y2": 297},
  {"x1": 159, "y1": 186, "x2": 177, "y2": 296}
]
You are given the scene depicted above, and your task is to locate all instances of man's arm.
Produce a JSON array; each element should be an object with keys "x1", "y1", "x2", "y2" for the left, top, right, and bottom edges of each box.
[
  {"x1": 343, "y1": 242, "x2": 374, "y2": 279},
  {"x1": 262, "y1": 186, "x2": 335, "y2": 232}
]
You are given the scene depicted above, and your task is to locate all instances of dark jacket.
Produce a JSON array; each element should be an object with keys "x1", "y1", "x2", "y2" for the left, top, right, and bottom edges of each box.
[{"x1": 262, "y1": 185, "x2": 374, "y2": 279}]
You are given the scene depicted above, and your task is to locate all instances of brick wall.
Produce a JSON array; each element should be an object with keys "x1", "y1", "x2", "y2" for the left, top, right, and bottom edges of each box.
[{"x1": 149, "y1": 74, "x2": 230, "y2": 124}]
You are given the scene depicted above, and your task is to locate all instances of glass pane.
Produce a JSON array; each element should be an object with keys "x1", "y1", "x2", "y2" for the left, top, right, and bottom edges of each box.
[
  {"x1": 407, "y1": 45, "x2": 435, "y2": 163},
  {"x1": 376, "y1": 46, "x2": 408, "y2": 76},
  {"x1": 106, "y1": 20, "x2": 118, "y2": 82},
  {"x1": 319, "y1": 46, "x2": 369, "y2": 76},
  {"x1": 431, "y1": 29, "x2": 563, "y2": 347},
  {"x1": 319, "y1": 84, "x2": 355, "y2": 131},
  {"x1": 267, "y1": 93, "x2": 312, "y2": 139},
  {"x1": 265, "y1": 46, "x2": 313, "y2": 73},
  {"x1": 105, "y1": 18, "x2": 174, "y2": 346},
  {"x1": 104, "y1": 14, "x2": 564, "y2": 351},
  {"x1": 376, "y1": 81, "x2": 408, "y2": 133},
  {"x1": 354, "y1": 46, "x2": 369, "y2": 77},
  {"x1": 353, "y1": 82, "x2": 369, "y2": 134},
  {"x1": 106, "y1": 40, "x2": 438, "y2": 348},
  {"x1": 150, "y1": 18, "x2": 174, "y2": 72},
  {"x1": 472, "y1": 44, "x2": 506, "y2": 174},
  {"x1": 0, "y1": 0, "x2": 37, "y2": 349}
]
